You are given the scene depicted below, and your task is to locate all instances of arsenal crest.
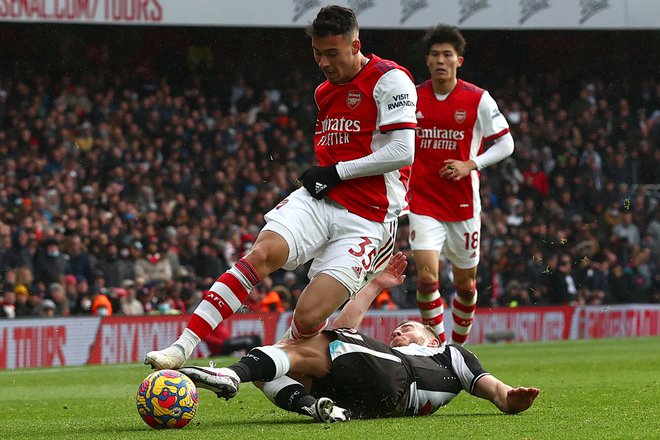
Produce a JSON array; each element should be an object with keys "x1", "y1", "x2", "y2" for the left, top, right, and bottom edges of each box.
[
  {"x1": 347, "y1": 90, "x2": 362, "y2": 110},
  {"x1": 454, "y1": 109, "x2": 467, "y2": 123}
]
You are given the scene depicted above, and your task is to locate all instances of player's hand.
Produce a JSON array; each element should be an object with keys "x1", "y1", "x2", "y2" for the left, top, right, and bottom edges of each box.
[
  {"x1": 298, "y1": 165, "x2": 341, "y2": 199},
  {"x1": 504, "y1": 387, "x2": 540, "y2": 414},
  {"x1": 373, "y1": 252, "x2": 407, "y2": 290},
  {"x1": 439, "y1": 159, "x2": 476, "y2": 181}
]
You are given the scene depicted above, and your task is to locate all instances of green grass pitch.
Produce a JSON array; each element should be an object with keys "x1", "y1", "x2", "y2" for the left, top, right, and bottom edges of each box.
[{"x1": 3, "y1": 337, "x2": 659, "y2": 440}]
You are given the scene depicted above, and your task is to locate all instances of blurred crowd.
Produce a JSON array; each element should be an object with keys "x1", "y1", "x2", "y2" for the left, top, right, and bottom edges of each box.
[{"x1": 0, "y1": 27, "x2": 658, "y2": 320}]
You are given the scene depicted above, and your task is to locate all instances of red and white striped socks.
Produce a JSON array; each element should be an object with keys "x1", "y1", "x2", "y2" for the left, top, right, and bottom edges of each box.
[
  {"x1": 175, "y1": 259, "x2": 261, "y2": 357},
  {"x1": 450, "y1": 287, "x2": 477, "y2": 345},
  {"x1": 416, "y1": 281, "x2": 446, "y2": 344}
]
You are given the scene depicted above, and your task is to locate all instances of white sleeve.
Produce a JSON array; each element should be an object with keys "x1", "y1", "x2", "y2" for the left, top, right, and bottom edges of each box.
[
  {"x1": 336, "y1": 129, "x2": 414, "y2": 180},
  {"x1": 473, "y1": 132, "x2": 514, "y2": 170},
  {"x1": 373, "y1": 69, "x2": 417, "y2": 132},
  {"x1": 473, "y1": 91, "x2": 514, "y2": 170},
  {"x1": 335, "y1": 68, "x2": 417, "y2": 181}
]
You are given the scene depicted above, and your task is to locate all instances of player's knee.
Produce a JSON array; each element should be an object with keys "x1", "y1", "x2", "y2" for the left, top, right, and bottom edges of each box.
[
  {"x1": 417, "y1": 280, "x2": 439, "y2": 294},
  {"x1": 292, "y1": 313, "x2": 317, "y2": 332},
  {"x1": 291, "y1": 313, "x2": 328, "y2": 338},
  {"x1": 245, "y1": 246, "x2": 267, "y2": 266},
  {"x1": 455, "y1": 281, "x2": 476, "y2": 299},
  {"x1": 245, "y1": 241, "x2": 286, "y2": 273},
  {"x1": 417, "y1": 271, "x2": 439, "y2": 285},
  {"x1": 454, "y1": 273, "x2": 476, "y2": 293}
]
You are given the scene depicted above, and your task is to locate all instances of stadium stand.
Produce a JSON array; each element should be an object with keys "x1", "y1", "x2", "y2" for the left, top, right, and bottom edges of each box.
[{"x1": 0, "y1": 26, "x2": 658, "y2": 319}]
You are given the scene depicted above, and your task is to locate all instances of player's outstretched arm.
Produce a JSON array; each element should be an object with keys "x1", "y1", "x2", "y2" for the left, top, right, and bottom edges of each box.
[
  {"x1": 331, "y1": 252, "x2": 407, "y2": 329},
  {"x1": 473, "y1": 374, "x2": 540, "y2": 414}
]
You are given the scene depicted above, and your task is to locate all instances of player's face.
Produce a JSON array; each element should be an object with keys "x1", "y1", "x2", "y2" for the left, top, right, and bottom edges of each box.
[
  {"x1": 390, "y1": 322, "x2": 438, "y2": 347},
  {"x1": 425, "y1": 43, "x2": 463, "y2": 83},
  {"x1": 312, "y1": 33, "x2": 360, "y2": 84}
]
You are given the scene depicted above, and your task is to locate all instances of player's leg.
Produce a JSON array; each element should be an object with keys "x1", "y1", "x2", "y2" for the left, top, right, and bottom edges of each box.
[
  {"x1": 449, "y1": 265, "x2": 478, "y2": 345},
  {"x1": 257, "y1": 335, "x2": 350, "y2": 422},
  {"x1": 409, "y1": 213, "x2": 447, "y2": 342},
  {"x1": 286, "y1": 213, "x2": 395, "y2": 339},
  {"x1": 146, "y1": 189, "x2": 327, "y2": 370},
  {"x1": 261, "y1": 377, "x2": 349, "y2": 422},
  {"x1": 181, "y1": 333, "x2": 332, "y2": 394},
  {"x1": 289, "y1": 274, "x2": 348, "y2": 338},
  {"x1": 145, "y1": 231, "x2": 288, "y2": 369},
  {"x1": 412, "y1": 250, "x2": 446, "y2": 343},
  {"x1": 443, "y1": 218, "x2": 480, "y2": 345},
  {"x1": 180, "y1": 334, "x2": 349, "y2": 421}
]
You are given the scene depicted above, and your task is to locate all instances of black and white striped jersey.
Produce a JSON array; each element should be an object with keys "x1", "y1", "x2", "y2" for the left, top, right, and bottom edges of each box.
[
  {"x1": 393, "y1": 343, "x2": 490, "y2": 416},
  {"x1": 316, "y1": 329, "x2": 489, "y2": 418}
]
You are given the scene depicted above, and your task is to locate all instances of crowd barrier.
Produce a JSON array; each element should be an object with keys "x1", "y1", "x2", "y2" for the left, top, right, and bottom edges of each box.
[{"x1": 1, "y1": 304, "x2": 658, "y2": 369}]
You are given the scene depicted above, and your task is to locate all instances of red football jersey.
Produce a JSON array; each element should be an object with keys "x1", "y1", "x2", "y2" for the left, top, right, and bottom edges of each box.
[
  {"x1": 409, "y1": 79, "x2": 510, "y2": 221},
  {"x1": 314, "y1": 54, "x2": 417, "y2": 222}
]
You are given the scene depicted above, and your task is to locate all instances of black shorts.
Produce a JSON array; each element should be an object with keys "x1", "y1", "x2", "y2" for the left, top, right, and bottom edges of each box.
[{"x1": 310, "y1": 328, "x2": 411, "y2": 419}]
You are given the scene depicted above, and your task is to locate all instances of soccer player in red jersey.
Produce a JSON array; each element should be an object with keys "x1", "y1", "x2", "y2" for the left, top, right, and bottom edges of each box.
[
  {"x1": 145, "y1": 5, "x2": 417, "y2": 370},
  {"x1": 409, "y1": 25, "x2": 514, "y2": 345}
]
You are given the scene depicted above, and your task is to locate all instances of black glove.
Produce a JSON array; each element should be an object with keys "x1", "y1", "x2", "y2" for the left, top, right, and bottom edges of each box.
[{"x1": 298, "y1": 165, "x2": 342, "y2": 200}]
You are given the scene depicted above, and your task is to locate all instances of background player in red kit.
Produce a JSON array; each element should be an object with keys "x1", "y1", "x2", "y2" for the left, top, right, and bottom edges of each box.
[
  {"x1": 145, "y1": 5, "x2": 417, "y2": 370},
  {"x1": 409, "y1": 25, "x2": 514, "y2": 345}
]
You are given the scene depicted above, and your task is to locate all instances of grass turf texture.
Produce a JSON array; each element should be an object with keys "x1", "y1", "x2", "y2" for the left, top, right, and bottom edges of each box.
[{"x1": 3, "y1": 337, "x2": 659, "y2": 440}]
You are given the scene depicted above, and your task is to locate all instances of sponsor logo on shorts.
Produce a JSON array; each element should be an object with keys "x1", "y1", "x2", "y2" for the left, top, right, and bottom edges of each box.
[{"x1": 352, "y1": 266, "x2": 363, "y2": 278}]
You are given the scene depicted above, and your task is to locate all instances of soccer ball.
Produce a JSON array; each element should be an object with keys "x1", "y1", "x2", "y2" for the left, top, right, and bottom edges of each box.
[{"x1": 136, "y1": 369, "x2": 199, "y2": 429}]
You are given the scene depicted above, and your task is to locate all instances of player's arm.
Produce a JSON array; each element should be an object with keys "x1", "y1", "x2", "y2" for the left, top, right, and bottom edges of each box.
[
  {"x1": 441, "y1": 91, "x2": 514, "y2": 181},
  {"x1": 448, "y1": 344, "x2": 540, "y2": 414},
  {"x1": 473, "y1": 374, "x2": 540, "y2": 414},
  {"x1": 331, "y1": 252, "x2": 407, "y2": 329},
  {"x1": 300, "y1": 130, "x2": 415, "y2": 198},
  {"x1": 300, "y1": 69, "x2": 416, "y2": 199},
  {"x1": 337, "y1": 69, "x2": 417, "y2": 180},
  {"x1": 336, "y1": 128, "x2": 414, "y2": 179}
]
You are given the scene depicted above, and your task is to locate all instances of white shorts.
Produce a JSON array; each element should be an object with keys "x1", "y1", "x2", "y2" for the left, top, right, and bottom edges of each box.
[
  {"x1": 263, "y1": 188, "x2": 397, "y2": 296},
  {"x1": 408, "y1": 212, "x2": 480, "y2": 270}
]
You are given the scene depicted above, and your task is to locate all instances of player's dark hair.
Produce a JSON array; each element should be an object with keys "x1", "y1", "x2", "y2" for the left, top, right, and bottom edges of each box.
[
  {"x1": 423, "y1": 24, "x2": 466, "y2": 56},
  {"x1": 307, "y1": 5, "x2": 359, "y2": 38}
]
